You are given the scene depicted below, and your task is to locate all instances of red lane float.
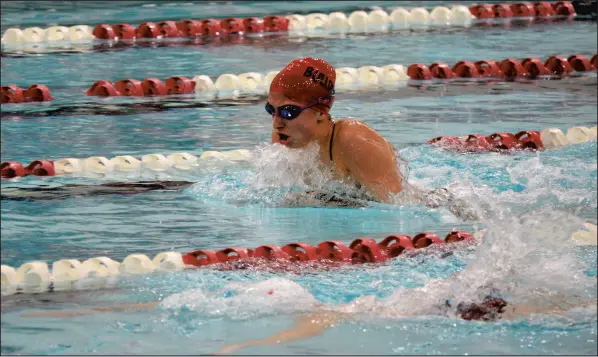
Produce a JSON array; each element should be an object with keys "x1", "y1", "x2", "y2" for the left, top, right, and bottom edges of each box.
[
  {"x1": 475, "y1": 60, "x2": 503, "y2": 77},
  {"x1": 500, "y1": 58, "x2": 528, "y2": 78},
  {"x1": 1, "y1": 85, "x2": 24, "y2": 104},
  {"x1": 216, "y1": 247, "x2": 254, "y2": 262},
  {"x1": 182, "y1": 249, "x2": 220, "y2": 266},
  {"x1": 198, "y1": 19, "x2": 221, "y2": 35},
  {"x1": 406, "y1": 52, "x2": 595, "y2": 82},
  {"x1": 24, "y1": 160, "x2": 55, "y2": 176},
  {"x1": 567, "y1": 54, "x2": 594, "y2": 72},
  {"x1": 378, "y1": 235, "x2": 415, "y2": 258},
  {"x1": 141, "y1": 78, "x2": 168, "y2": 96},
  {"x1": 444, "y1": 231, "x2": 474, "y2": 243},
  {"x1": 452, "y1": 61, "x2": 481, "y2": 78},
  {"x1": 86, "y1": 76, "x2": 194, "y2": 98},
  {"x1": 220, "y1": 18, "x2": 245, "y2": 34},
  {"x1": 113, "y1": 24, "x2": 136, "y2": 39},
  {"x1": 493, "y1": 4, "x2": 515, "y2": 18},
  {"x1": 316, "y1": 241, "x2": 353, "y2": 263},
  {"x1": 114, "y1": 79, "x2": 144, "y2": 96},
  {"x1": 464, "y1": 134, "x2": 492, "y2": 152},
  {"x1": 165, "y1": 76, "x2": 196, "y2": 94},
  {"x1": 470, "y1": 1, "x2": 574, "y2": 18},
  {"x1": 242, "y1": 17, "x2": 265, "y2": 33},
  {"x1": 522, "y1": 57, "x2": 550, "y2": 78},
  {"x1": 176, "y1": 20, "x2": 202, "y2": 36},
  {"x1": 554, "y1": 1, "x2": 576, "y2": 15},
  {"x1": 412, "y1": 232, "x2": 444, "y2": 248},
  {"x1": 544, "y1": 55, "x2": 573, "y2": 75},
  {"x1": 263, "y1": 16, "x2": 289, "y2": 32},
  {"x1": 534, "y1": 2, "x2": 557, "y2": 16},
  {"x1": 281, "y1": 243, "x2": 318, "y2": 262},
  {"x1": 407, "y1": 64, "x2": 433, "y2": 80},
  {"x1": 253, "y1": 245, "x2": 290, "y2": 260},
  {"x1": 429, "y1": 128, "x2": 551, "y2": 153},
  {"x1": 349, "y1": 238, "x2": 387, "y2": 263},
  {"x1": 176, "y1": 230, "x2": 479, "y2": 271},
  {"x1": 1, "y1": 162, "x2": 26, "y2": 178},
  {"x1": 85, "y1": 80, "x2": 120, "y2": 96},
  {"x1": 512, "y1": 2, "x2": 536, "y2": 17},
  {"x1": 515, "y1": 130, "x2": 544, "y2": 149},
  {"x1": 488, "y1": 132, "x2": 519, "y2": 150},
  {"x1": 430, "y1": 62, "x2": 457, "y2": 79},
  {"x1": 469, "y1": 4, "x2": 495, "y2": 18},
  {"x1": 1, "y1": 84, "x2": 52, "y2": 104},
  {"x1": 1, "y1": 160, "x2": 55, "y2": 178}
]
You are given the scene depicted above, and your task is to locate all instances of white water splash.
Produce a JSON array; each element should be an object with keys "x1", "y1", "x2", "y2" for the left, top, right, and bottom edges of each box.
[{"x1": 159, "y1": 278, "x2": 318, "y2": 320}]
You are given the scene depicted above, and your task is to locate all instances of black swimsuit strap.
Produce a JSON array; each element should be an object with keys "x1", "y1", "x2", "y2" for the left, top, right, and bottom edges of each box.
[{"x1": 329, "y1": 121, "x2": 336, "y2": 162}]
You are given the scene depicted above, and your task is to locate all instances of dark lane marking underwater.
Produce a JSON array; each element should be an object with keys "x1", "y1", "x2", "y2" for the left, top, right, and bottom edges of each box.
[
  {"x1": 1, "y1": 180, "x2": 371, "y2": 209},
  {"x1": 1, "y1": 181, "x2": 195, "y2": 201},
  {"x1": 1, "y1": 287, "x2": 125, "y2": 314}
]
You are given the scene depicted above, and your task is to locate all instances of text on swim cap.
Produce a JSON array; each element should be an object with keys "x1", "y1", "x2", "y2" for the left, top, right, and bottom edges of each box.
[{"x1": 303, "y1": 67, "x2": 335, "y2": 92}]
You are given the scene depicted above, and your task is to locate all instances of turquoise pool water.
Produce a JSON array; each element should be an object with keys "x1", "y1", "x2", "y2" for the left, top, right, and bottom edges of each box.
[{"x1": 1, "y1": 1, "x2": 597, "y2": 355}]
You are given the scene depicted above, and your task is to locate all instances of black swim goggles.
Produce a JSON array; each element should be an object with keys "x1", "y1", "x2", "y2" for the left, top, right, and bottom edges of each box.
[{"x1": 265, "y1": 92, "x2": 334, "y2": 120}]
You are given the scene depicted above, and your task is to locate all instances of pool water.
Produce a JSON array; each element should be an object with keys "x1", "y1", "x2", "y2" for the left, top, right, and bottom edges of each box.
[{"x1": 1, "y1": 1, "x2": 597, "y2": 355}]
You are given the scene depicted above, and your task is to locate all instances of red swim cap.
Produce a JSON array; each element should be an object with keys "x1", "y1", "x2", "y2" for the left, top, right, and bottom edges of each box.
[{"x1": 269, "y1": 57, "x2": 336, "y2": 114}]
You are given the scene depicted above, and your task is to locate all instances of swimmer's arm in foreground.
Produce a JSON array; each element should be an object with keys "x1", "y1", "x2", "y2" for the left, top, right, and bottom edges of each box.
[
  {"x1": 216, "y1": 311, "x2": 351, "y2": 355},
  {"x1": 336, "y1": 124, "x2": 403, "y2": 203},
  {"x1": 216, "y1": 300, "x2": 597, "y2": 354}
]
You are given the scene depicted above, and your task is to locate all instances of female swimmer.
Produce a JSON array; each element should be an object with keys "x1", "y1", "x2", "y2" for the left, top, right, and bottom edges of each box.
[
  {"x1": 267, "y1": 57, "x2": 403, "y2": 204},
  {"x1": 267, "y1": 57, "x2": 478, "y2": 220}
]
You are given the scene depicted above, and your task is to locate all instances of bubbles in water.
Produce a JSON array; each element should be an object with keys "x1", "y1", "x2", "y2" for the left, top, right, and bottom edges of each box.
[{"x1": 159, "y1": 278, "x2": 318, "y2": 320}]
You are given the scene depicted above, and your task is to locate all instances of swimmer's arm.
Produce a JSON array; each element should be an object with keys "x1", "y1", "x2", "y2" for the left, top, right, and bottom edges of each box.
[
  {"x1": 501, "y1": 300, "x2": 597, "y2": 320},
  {"x1": 20, "y1": 301, "x2": 160, "y2": 318},
  {"x1": 338, "y1": 128, "x2": 402, "y2": 203},
  {"x1": 216, "y1": 311, "x2": 350, "y2": 354}
]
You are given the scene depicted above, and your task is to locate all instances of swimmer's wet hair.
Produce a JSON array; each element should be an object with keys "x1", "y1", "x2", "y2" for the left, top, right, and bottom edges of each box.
[{"x1": 456, "y1": 297, "x2": 508, "y2": 321}]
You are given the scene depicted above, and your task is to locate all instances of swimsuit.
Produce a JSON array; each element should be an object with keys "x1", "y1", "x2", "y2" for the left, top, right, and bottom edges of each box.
[{"x1": 329, "y1": 121, "x2": 336, "y2": 162}]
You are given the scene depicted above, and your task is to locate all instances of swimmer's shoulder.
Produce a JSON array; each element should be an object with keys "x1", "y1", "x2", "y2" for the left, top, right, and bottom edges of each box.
[{"x1": 334, "y1": 118, "x2": 392, "y2": 150}]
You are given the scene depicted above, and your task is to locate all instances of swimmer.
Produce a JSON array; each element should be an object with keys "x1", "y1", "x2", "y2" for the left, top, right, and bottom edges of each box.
[
  {"x1": 215, "y1": 296, "x2": 596, "y2": 354},
  {"x1": 19, "y1": 280, "x2": 595, "y2": 354},
  {"x1": 267, "y1": 58, "x2": 479, "y2": 220},
  {"x1": 267, "y1": 57, "x2": 403, "y2": 204}
]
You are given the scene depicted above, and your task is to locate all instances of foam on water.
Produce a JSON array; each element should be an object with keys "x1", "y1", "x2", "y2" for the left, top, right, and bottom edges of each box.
[{"x1": 159, "y1": 278, "x2": 318, "y2": 320}]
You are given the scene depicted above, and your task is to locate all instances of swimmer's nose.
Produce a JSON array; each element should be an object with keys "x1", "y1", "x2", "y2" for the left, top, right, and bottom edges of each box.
[{"x1": 272, "y1": 114, "x2": 285, "y2": 129}]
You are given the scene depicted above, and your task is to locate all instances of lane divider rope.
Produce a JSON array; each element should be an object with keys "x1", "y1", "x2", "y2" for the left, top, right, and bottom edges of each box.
[
  {"x1": 428, "y1": 126, "x2": 598, "y2": 152},
  {"x1": 2, "y1": 52, "x2": 596, "y2": 104},
  {"x1": 0, "y1": 2, "x2": 579, "y2": 46},
  {"x1": 2, "y1": 224, "x2": 595, "y2": 295},
  {"x1": 1, "y1": 149, "x2": 252, "y2": 179},
  {"x1": 1, "y1": 125, "x2": 595, "y2": 180}
]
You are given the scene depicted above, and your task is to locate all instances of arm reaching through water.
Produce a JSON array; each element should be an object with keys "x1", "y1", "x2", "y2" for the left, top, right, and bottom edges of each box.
[
  {"x1": 420, "y1": 187, "x2": 480, "y2": 221},
  {"x1": 216, "y1": 299, "x2": 597, "y2": 354},
  {"x1": 216, "y1": 311, "x2": 351, "y2": 355}
]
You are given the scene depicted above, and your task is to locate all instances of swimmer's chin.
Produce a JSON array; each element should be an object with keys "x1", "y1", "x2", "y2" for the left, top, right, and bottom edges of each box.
[{"x1": 273, "y1": 139, "x2": 300, "y2": 148}]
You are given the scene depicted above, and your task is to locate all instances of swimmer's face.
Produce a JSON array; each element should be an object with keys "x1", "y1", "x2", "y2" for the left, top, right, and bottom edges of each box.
[{"x1": 268, "y1": 92, "x2": 321, "y2": 149}]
